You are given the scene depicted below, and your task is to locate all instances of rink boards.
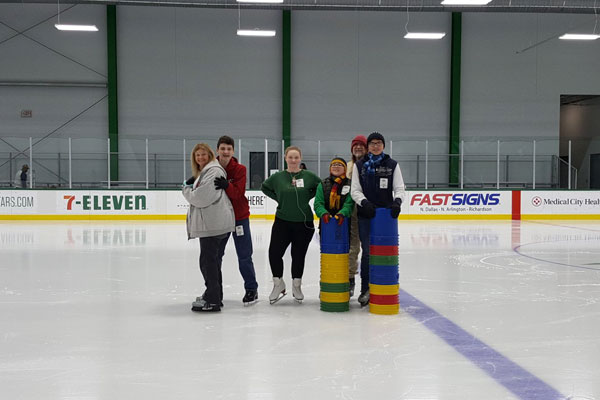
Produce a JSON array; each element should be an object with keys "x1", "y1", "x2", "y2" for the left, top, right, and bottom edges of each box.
[{"x1": 1, "y1": 189, "x2": 600, "y2": 220}]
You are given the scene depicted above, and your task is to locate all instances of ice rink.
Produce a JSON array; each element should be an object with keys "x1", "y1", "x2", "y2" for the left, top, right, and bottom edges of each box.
[{"x1": 2, "y1": 219, "x2": 600, "y2": 400}]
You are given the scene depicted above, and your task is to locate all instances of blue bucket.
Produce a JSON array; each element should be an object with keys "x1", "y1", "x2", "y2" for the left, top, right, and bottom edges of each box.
[
  {"x1": 370, "y1": 274, "x2": 399, "y2": 286},
  {"x1": 370, "y1": 266, "x2": 399, "y2": 285},
  {"x1": 370, "y1": 235, "x2": 399, "y2": 246},
  {"x1": 370, "y1": 207, "x2": 398, "y2": 237},
  {"x1": 321, "y1": 217, "x2": 349, "y2": 250},
  {"x1": 370, "y1": 265, "x2": 399, "y2": 274},
  {"x1": 321, "y1": 243, "x2": 350, "y2": 254}
]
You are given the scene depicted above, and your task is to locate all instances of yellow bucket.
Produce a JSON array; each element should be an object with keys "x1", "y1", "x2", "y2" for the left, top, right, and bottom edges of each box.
[
  {"x1": 370, "y1": 284, "x2": 400, "y2": 295},
  {"x1": 369, "y1": 303, "x2": 400, "y2": 315},
  {"x1": 320, "y1": 253, "x2": 349, "y2": 262},
  {"x1": 320, "y1": 273, "x2": 349, "y2": 284},
  {"x1": 320, "y1": 291, "x2": 350, "y2": 303}
]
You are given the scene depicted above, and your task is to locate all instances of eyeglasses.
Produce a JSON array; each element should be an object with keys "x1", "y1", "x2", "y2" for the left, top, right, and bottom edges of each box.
[
  {"x1": 330, "y1": 163, "x2": 345, "y2": 167},
  {"x1": 368, "y1": 141, "x2": 383, "y2": 147}
]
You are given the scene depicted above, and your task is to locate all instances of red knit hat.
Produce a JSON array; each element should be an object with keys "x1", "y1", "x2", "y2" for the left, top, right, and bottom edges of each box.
[{"x1": 351, "y1": 135, "x2": 367, "y2": 151}]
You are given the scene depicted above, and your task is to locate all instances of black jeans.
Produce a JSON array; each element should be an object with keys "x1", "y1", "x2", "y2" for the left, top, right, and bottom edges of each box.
[
  {"x1": 199, "y1": 233, "x2": 229, "y2": 305},
  {"x1": 268, "y1": 217, "x2": 314, "y2": 279}
]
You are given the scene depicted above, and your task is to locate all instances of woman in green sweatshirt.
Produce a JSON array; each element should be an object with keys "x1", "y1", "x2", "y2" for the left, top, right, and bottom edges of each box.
[
  {"x1": 313, "y1": 157, "x2": 354, "y2": 228},
  {"x1": 261, "y1": 146, "x2": 321, "y2": 304}
]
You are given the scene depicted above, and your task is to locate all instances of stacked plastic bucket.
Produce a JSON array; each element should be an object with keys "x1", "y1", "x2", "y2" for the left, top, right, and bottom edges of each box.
[
  {"x1": 369, "y1": 208, "x2": 400, "y2": 315},
  {"x1": 320, "y1": 218, "x2": 350, "y2": 312}
]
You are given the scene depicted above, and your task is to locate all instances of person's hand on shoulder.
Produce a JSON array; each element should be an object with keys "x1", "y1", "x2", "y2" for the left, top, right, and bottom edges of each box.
[{"x1": 214, "y1": 177, "x2": 229, "y2": 190}]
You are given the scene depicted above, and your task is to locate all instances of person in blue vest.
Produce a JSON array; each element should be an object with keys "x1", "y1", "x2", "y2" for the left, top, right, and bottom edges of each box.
[{"x1": 350, "y1": 132, "x2": 406, "y2": 307}]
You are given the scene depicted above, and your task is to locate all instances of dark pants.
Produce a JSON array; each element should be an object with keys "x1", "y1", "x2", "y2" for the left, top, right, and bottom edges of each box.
[
  {"x1": 358, "y1": 216, "x2": 372, "y2": 293},
  {"x1": 218, "y1": 218, "x2": 258, "y2": 290},
  {"x1": 199, "y1": 233, "x2": 229, "y2": 305},
  {"x1": 268, "y1": 217, "x2": 314, "y2": 279}
]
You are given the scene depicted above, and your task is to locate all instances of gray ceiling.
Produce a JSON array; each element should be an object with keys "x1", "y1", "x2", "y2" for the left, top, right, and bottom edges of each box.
[{"x1": 0, "y1": 0, "x2": 599, "y2": 13}]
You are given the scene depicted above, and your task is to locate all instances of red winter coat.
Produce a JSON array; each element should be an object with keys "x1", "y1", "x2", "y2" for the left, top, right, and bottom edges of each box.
[{"x1": 219, "y1": 156, "x2": 250, "y2": 220}]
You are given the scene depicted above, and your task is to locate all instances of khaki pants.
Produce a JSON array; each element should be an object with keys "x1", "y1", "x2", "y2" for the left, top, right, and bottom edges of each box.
[{"x1": 349, "y1": 205, "x2": 361, "y2": 276}]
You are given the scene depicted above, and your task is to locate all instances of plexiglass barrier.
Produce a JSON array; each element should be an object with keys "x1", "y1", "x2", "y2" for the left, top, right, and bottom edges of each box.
[{"x1": 0, "y1": 136, "x2": 577, "y2": 189}]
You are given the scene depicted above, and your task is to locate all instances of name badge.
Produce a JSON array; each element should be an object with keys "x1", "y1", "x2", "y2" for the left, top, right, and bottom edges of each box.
[
  {"x1": 379, "y1": 178, "x2": 388, "y2": 189},
  {"x1": 341, "y1": 185, "x2": 350, "y2": 195},
  {"x1": 235, "y1": 225, "x2": 244, "y2": 236},
  {"x1": 295, "y1": 178, "x2": 304, "y2": 188}
]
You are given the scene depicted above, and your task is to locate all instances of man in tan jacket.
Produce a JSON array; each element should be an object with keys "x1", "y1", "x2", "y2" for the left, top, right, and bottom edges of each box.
[{"x1": 346, "y1": 135, "x2": 367, "y2": 297}]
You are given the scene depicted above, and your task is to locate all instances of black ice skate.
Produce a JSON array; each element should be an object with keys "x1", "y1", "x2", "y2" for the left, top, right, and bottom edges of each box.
[
  {"x1": 242, "y1": 290, "x2": 258, "y2": 306},
  {"x1": 191, "y1": 302, "x2": 221, "y2": 312},
  {"x1": 195, "y1": 296, "x2": 223, "y2": 308},
  {"x1": 358, "y1": 289, "x2": 370, "y2": 308}
]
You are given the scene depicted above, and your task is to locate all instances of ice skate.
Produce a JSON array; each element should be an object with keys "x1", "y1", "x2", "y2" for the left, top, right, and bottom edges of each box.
[
  {"x1": 192, "y1": 297, "x2": 206, "y2": 309},
  {"x1": 195, "y1": 295, "x2": 223, "y2": 308},
  {"x1": 292, "y1": 278, "x2": 304, "y2": 303},
  {"x1": 269, "y1": 277, "x2": 286, "y2": 305},
  {"x1": 191, "y1": 302, "x2": 221, "y2": 312},
  {"x1": 242, "y1": 289, "x2": 258, "y2": 306},
  {"x1": 358, "y1": 289, "x2": 370, "y2": 308},
  {"x1": 349, "y1": 278, "x2": 356, "y2": 298}
]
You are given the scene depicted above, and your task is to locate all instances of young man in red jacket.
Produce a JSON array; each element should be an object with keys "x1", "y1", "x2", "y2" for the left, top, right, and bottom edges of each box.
[{"x1": 213, "y1": 136, "x2": 259, "y2": 305}]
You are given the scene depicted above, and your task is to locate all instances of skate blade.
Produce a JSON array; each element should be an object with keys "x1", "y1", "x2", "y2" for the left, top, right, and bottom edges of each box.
[
  {"x1": 243, "y1": 299, "x2": 259, "y2": 307},
  {"x1": 269, "y1": 292, "x2": 286, "y2": 305},
  {"x1": 294, "y1": 298, "x2": 303, "y2": 304}
]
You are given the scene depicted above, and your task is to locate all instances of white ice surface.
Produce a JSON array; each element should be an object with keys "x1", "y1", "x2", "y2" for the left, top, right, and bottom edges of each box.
[{"x1": 1, "y1": 220, "x2": 600, "y2": 400}]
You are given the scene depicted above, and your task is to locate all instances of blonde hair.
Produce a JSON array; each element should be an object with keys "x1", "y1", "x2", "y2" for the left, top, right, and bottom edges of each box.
[
  {"x1": 284, "y1": 146, "x2": 302, "y2": 158},
  {"x1": 190, "y1": 143, "x2": 216, "y2": 177}
]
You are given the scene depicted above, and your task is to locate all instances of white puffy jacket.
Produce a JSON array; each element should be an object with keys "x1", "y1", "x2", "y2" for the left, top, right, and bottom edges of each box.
[{"x1": 182, "y1": 160, "x2": 235, "y2": 239}]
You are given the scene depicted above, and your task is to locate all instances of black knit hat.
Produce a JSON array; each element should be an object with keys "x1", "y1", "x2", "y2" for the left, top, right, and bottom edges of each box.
[{"x1": 367, "y1": 132, "x2": 385, "y2": 148}]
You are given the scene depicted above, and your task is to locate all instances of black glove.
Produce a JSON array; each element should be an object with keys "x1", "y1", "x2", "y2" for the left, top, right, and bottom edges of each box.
[
  {"x1": 185, "y1": 176, "x2": 196, "y2": 186},
  {"x1": 214, "y1": 176, "x2": 229, "y2": 190},
  {"x1": 390, "y1": 198, "x2": 402, "y2": 219},
  {"x1": 361, "y1": 199, "x2": 376, "y2": 219}
]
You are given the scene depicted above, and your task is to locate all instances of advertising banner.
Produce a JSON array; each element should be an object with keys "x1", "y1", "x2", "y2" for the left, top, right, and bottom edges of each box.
[
  {"x1": 0, "y1": 191, "x2": 38, "y2": 214},
  {"x1": 1, "y1": 189, "x2": 599, "y2": 220},
  {"x1": 521, "y1": 191, "x2": 600, "y2": 218},
  {"x1": 58, "y1": 191, "x2": 156, "y2": 215},
  {"x1": 406, "y1": 191, "x2": 512, "y2": 218}
]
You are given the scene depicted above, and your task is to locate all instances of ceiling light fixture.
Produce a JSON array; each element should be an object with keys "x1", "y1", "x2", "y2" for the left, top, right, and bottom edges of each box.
[
  {"x1": 559, "y1": 0, "x2": 599, "y2": 41},
  {"x1": 404, "y1": 0, "x2": 446, "y2": 40},
  {"x1": 55, "y1": 24, "x2": 98, "y2": 31},
  {"x1": 559, "y1": 33, "x2": 600, "y2": 40},
  {"x1": 237, "y1": 29, "x2": 277, "y2": 37},
  {"x1": 54, "y1": 0, "x2": 97, "y2": 32},
  {"x1": 441, "y1": 0, "x2": 493, "y2": 5},
  {"x1": 405, "y1": 32, "x2": 447, "y2": 39},
  {"x1": 236, "y1": 4, "x2": 276, "y2": 37}
]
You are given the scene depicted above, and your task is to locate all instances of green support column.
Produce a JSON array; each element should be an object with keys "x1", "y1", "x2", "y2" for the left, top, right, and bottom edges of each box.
[
  {"x1": 449, "y1": 12, "x2": 462, "y2": 187},
  {"x1": 282, "y1": 10, "x2": 291, "y2": 150},
  {"x1": 107, "y1": 5, "x2": 119, "y2": 181}
]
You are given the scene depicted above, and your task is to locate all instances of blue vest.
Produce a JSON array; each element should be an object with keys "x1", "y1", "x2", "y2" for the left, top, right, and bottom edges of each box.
[{"x1": 355, "y1": 154, "x2": 397, "y2": 214}]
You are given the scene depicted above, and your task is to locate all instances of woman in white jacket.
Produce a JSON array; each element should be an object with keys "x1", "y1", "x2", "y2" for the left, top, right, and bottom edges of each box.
[{"x1": 183, "y1": 143, "x2": 235, "y2": 312}]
